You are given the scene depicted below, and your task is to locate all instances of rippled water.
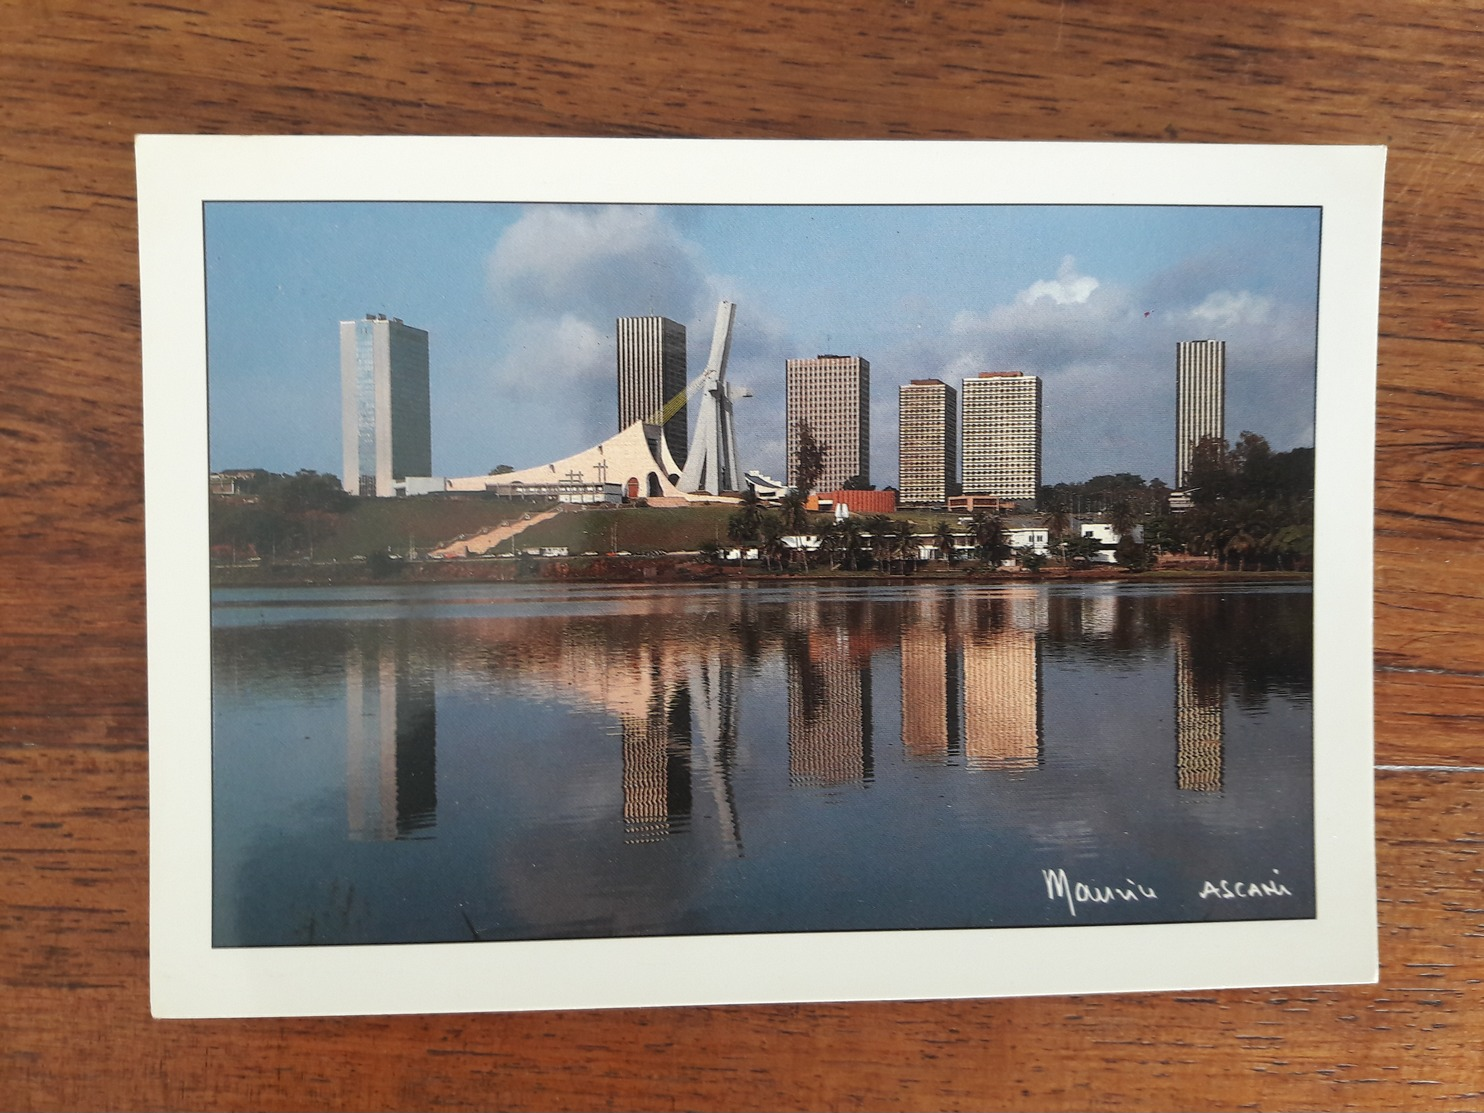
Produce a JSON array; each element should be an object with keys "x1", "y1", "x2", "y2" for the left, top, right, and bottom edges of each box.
[{"x1": 211, "y1": 580, "x2": 1313, "y2": 947}]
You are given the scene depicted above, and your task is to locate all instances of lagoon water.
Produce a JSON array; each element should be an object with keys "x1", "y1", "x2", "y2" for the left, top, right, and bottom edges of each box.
[{"x1": 211, "y1": 580, "x2": 1314, "y2": 947}]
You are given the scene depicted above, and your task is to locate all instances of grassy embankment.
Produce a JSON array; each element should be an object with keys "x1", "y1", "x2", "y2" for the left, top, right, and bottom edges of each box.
[
  {"x1": 213, "y1": 498, "x2": 1309, "y2": 584},
  {"x1": 302, "y1": 497, "x2": 536, "y2": 561}
]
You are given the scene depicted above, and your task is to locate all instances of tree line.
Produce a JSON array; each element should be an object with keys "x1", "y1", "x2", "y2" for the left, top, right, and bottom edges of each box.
[{"x1": 210, "y1": 470, "x2": 352, "y2": 560}]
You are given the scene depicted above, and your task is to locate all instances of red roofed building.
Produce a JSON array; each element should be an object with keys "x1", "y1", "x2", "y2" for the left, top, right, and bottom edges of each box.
[{"x1": 819, "y1": 488, "x2": 897, "y2": 515}]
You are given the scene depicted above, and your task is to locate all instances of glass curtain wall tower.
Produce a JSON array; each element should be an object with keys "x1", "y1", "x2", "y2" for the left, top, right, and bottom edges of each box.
[{"x1": 340, "y1": 315, "x2": 431, "y2": 497}]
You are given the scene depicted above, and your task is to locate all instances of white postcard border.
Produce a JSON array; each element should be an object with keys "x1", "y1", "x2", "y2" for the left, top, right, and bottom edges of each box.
[{"x1": 138, "y1": 136, "x2": 1383, "y2": 1018}]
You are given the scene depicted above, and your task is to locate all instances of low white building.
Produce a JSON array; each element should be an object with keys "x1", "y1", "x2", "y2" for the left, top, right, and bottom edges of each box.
[{"x1": 1071, "y1": 519, "x2": 1144, "y2": 563}]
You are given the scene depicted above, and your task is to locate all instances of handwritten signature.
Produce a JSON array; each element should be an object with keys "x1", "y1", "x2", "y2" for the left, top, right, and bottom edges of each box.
[
  {"x1": 1197, "y1": 871, "x2": 1293, "y2": 900},
  {"x1": 1042, "y1": 868, "x2": 1156, "y2": 917},
  {"x1": 1042, "y1": 867, "x2": 1295, "y2": 916}
]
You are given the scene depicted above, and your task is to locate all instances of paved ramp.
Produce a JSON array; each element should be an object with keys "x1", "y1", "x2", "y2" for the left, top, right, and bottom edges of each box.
[{"x1": 428, "y1": 508, "x2": 561, "y2": 558}]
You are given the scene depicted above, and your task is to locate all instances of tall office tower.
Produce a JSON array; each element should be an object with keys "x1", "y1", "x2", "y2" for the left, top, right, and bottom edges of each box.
[
  {"x1": 1175, "y1": 339, "x2": 1226, "y2": 489},
  {"x1": 616, "y1": 315, "x2": 688, "y2": 467},
  {"x1": 960, "y1": 371, "x2": 1041, "y2": 503},
  {"x1": 785, "y1": 354, "x2": 870, "y2": 492},
  {"x1": 898, "y1": 378, "x2": 957, "y2": 507},
  {"x1": 340, "y1": 315, "x2": 431, "y2": 497}
]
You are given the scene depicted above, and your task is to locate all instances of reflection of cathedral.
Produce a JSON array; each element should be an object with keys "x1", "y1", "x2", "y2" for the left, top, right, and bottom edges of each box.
[
  {"x1": 787, "y1": 623, "x2": 874, "y2": 787},
  {"x1": 344, "y1": 636, "x2": 437, "y2": 841},
  {"x1": 1175, "y1": 635, "x2": 1224, "y2": 792}
]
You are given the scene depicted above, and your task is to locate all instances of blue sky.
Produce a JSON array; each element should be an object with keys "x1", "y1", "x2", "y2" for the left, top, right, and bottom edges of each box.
[{"x1": 205, "y1": 201, "x2": 1320, "y2": 487}]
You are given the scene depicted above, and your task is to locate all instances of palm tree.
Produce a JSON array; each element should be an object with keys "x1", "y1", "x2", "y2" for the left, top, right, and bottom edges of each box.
[
  {"x1": 839, "y1": 517, "x2": 867, "y2": 572},
  {"x1": 727, "y1": 508, "x2": 760, "y2": 567},
  {"x1": 819, "y1": 520, "x2": 845, "y2": 570},
  {"x1": 861, "y1": 514, "x2": 894, "y2": 570},
  {"x1": 932, "y1": 520, "x2": 958, "y2": 566},
  {"x1": 778, "y1": 490, "x2": 812, "y2": 570},
  {"x1": 892, "y1": 520, "x2": 917, "y2": 574},
  {"x1": 759, "y1": 513, "x2": 787, "y2": 572},
  {"x1": 971, "y1": 510, "x2": 1009, "y2": 568},
  {"x1": 779, "y1": 489, "x2": 809, "y2": 534},
  {"x1": 1041, "y1": 495, "x2": 1071, "y2": 563}
]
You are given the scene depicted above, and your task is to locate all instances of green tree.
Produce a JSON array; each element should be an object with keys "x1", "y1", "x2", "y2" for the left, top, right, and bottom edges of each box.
[
  {"x1": 1065, "y1": 534, "x2": 1102, "y2": 565},
  {"x1": 488, "y1": 464, "x2": 515, "y2": 475},
  {"x1": 793, "y1": 419, "x2": 827, "y2": 494},
  {"x1": 726, "y1": 490, "x2": 764, "y2": 566},
  {"x1": 892, "y1": 520, "x2": 918, "y2": 574},
  {"x1": 860, "y1": 513, "x2": 894, "y2": 570},
  {"x1": 759, "y1": 513, "x2": 788, "y2": 572},
  {"x1": 932, "y1": 519, "x2": 958, "y2": 565},
  {"x1": 263, "y1": 469, "x2": 352, "y2": 516},
  {"x1": 970, "y1": 510, "x2": 1011, "y2": 567},
  {"x1": 779, "y1": 489, "x2": 809, "y2": 534},
  {"x1": 1107, "y1": 499, "x2": 1139, "y2": 540},
  {"x1": 1115, "y1": 534, "x2": 1151, "y2": 572},
  {"x1": 1041, "y1": 494, "x2": 1071, "y2": 546},
  {"x1": 1017, "y1": 545, "x2": 1048, "y2": 573}
]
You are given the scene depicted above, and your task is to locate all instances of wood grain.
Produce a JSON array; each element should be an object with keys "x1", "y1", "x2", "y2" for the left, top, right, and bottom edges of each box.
[{"x1": 3, "y1": 1, "x2": 1482, "y2": 1109}]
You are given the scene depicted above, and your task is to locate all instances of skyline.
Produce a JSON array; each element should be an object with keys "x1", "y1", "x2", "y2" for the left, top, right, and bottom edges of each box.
[{"x1": 205, "y1": 202, "x2": 1321, "y2": 488}]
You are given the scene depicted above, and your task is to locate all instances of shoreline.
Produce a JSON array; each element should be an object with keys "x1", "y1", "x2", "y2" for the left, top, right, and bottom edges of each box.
[{"x1": 210, "y1": 559, "x2": 1311, "y2": 590}]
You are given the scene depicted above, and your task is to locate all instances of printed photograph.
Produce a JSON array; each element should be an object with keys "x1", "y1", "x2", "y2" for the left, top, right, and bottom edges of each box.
[{"x1": 205, "y1": 201, "x2": 1320, "y2": 948}]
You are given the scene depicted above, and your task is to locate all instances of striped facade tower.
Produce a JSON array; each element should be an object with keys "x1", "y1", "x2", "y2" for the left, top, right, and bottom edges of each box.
[
  {"x1": 1175, "y1": 340, "x2": 1226, "y2": 489},
  {"x1": 617, "y1": 316, "x2": 688, "y2": 468},
  {"x1": 898, "y1": 378, "x2": 957, "y2": 507},
  {"x1": 786, "y1": 355, "x2": 870, "y2": 492},
  {"x1": 960, "y1": 372, "x2": 1041, "y2": 504}
]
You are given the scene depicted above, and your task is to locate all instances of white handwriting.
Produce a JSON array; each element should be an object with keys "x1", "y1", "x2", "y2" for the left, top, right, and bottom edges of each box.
[
  {"x1": 1042, "y1": 868, "x2": 1157, "y2": 917},
  {"x1": 1198, "y1": 871, "x2": 1294, "y2": 900}
]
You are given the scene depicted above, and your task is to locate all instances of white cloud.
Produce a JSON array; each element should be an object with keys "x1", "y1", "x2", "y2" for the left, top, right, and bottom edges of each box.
[
  {"x1": 1020, "y1": 255, "x2": 1100, "y2": 306},
  {"x1": 1186, "y1": 290, "x2": 1273, "y2": 329},
  {"x1": 487, "y1": 205, "x2": 710, "y2": 322}
]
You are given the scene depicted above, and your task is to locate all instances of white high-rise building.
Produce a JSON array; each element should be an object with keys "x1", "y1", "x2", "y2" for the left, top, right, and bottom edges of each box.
[
  {"x1": 1175, "y1": 340, "x2": 1226, "y2": 489},
  {"x1": 616, "y1": 316, "x2": 688, "y2": 468},
  {"x1": 340, "y1": 315, "x2": 431, "y2": 497},
  {"x1": 960, "y1": 372, "x2": 1041, "y2": 503},
  {"x1": 785, "y1": 354, "x2": 870, "y2": 492},
  {"x1": 898, "y1": 379, "x2": 957, "y2": 507}
]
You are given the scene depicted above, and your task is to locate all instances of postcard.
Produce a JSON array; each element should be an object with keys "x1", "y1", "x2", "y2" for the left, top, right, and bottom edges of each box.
[{"x1": 139, "y1": 137, "x2": 1384, "y2": 1017}]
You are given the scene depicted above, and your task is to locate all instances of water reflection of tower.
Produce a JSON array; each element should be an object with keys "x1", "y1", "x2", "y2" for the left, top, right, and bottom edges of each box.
[
  {"x1": 620, "y1": 675, "x2": 693, "y2": 844},
  {"x1": 960, "y1": 594, "x2": 1043, "y2": 771},
  {"x1": 1174, "y1": 632, "x2": 1224, "y2": 792},
  {"x1": 344, "y1": 633, "x2": 437, "y2": 840},
  {"x1": 786, "y1": 608, "x2": 874, "y2": 786},
  {"x1": 900, "y1": 596, "x2": 961, "y2": 763}
]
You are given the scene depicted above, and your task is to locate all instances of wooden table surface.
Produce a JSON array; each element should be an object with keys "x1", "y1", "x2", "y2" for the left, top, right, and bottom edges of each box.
[{"x1": 3, "y1": 2, "x2": 1481, "y2": 1109}]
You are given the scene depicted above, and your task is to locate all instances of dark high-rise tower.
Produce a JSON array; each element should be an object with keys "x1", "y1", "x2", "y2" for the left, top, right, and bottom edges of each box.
[{"x1": 616, "y1": 316, "x2": 688, "y2": 468}]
